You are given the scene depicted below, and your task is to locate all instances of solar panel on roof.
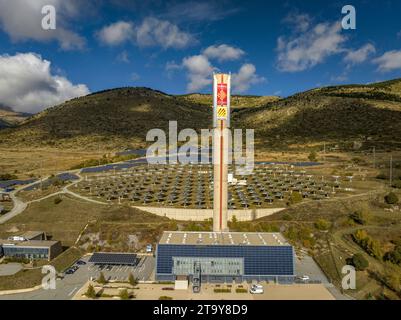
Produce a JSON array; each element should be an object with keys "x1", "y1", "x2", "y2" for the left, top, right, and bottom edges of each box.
[{"x1": 89, "y1": 253, "x2": 138, "y2": 265}]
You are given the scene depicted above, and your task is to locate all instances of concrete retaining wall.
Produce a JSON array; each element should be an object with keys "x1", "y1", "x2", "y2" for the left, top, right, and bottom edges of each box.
[{"x1": 133, "y1": 206, "x2": 285, "y2": 221}]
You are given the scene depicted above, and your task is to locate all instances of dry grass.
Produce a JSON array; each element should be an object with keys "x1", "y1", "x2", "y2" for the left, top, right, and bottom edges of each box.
[{"x1": 0, "y1": 147, "x2": 106, "y2": 178}]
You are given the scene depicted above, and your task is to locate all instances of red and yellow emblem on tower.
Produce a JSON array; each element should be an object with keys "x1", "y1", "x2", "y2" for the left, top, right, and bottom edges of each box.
[{"x1": 217, "y1": 83, "x2": 228, "y2": 106}]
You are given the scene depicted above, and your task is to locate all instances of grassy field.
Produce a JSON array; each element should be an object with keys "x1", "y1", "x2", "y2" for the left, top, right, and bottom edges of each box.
[
  {"x1": 0, "y1": 194, "x2": 109, "y2": 246},
  {"x1": 0, "y1": 147, "x2": 106, "y2": 178}
]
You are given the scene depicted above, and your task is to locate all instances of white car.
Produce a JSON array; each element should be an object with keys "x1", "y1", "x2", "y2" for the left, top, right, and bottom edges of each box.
[
  {"x1": 250, "y1": 284, "x2": 264, "y2": 294},
  {"x1": 298, "y1": 275, "x2": 310, "y2": 282}
]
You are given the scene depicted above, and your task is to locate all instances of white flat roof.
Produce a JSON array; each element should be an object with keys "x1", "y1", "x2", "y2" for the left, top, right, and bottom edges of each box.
[{"x1": 159, "y1": 231, "x2": 290, "y2": 246}]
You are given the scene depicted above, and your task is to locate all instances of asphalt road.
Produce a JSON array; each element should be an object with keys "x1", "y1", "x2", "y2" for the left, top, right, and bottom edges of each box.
[{"x1": 0, "y1": 255, "x2": 155, "y2": 300}]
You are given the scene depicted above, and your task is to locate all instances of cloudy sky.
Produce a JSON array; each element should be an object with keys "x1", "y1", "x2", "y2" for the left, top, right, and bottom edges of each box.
[{"x1": 0, "y1": 0, "x2": 401, "y2": 113}]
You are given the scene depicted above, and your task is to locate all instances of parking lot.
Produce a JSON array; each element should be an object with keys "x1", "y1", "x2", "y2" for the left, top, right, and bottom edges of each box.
[
  {"x1": 88, "y1": 255, "x2": 155, "y2": 282},
  {"x1": 0, "y1": 254, "x2": 154, "y2": 300}
]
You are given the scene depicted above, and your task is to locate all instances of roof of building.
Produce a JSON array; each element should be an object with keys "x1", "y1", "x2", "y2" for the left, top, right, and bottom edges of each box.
[
  {"x1": 89, "y1": 252, "x2": 138, "y2": 265},
  {"x1": 0, "y1": 240, "x2": 59, "y2": 248},
  {"x1": 21, "y1": 231, "x2": 45, "y2": 240},
  {"x1": 158, "y1": 231, "x2": 290, "y2": 246}
]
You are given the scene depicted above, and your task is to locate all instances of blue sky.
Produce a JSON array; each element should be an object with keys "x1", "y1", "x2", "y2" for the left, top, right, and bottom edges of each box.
[{"x1": 0, "y1": 0, "x2": 401, "y2": 113}]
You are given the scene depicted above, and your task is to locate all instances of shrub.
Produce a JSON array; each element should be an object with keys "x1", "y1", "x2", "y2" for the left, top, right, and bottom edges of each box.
[
  {"x1": 289, "y1": 192, "x2": 303, "y2": 205},
  {"x1": 119, "y1": 289, "x2": 130, "y2": 300},
  {"x1": 308, "y1": 151, "x2": 317, "y2": 162},
  {"x1": 391, "y1": 181, "x2": 401, "y2": 189},
  {"x1": 349, "y1": 208, "x2": 372, "y2": 225},
  {"x1": 385, "y1": 192, "x2": 399, "y2": 205},
  {"x1": 128, "y1": 273, "x2": 138, "y2": 286},
  {"x1": 54, "y1": 197, "x2": 62, "y2": 205},
  {"x1": 214, "y1": 288, "x2": 231, "y2": 293},
  {"x1": 314, "y1": 218, "x2": 331, "y2": 230},
  {"x1": 350, "y1": 253, "x2": 369, "y2": 271},
  {"x1": 376, "y1": 173, "x2": 387, "y2": 180},
  {"x1": 352, "y1": 230, "x2": 383, "y2": 259},
  {"x1": 85, "y1": 284, "x2": 96, "y2": 299},
  {"x1": 159, "y1": 296, "x2": 173, "y2": 300},
  {"x1": 236, "y1": 288, "x2": 247, "y2": 293},
  {"x1": 381, "y1": 262, "x2": 401, "y2": 293},
  {"x1": 97, "y1": 272, "x2": 107, "y2": 284},
  {"x1": 384, "y1": 246, "x2": 401, "y2": 265}
]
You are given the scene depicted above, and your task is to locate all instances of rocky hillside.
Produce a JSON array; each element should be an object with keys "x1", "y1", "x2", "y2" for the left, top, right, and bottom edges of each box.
[
  {"x1": 1, "y1": 79, "x2": 401, "y2": 151},
  {"x1": 235, "y1": 79, "x2": 401, "y2": 150}
]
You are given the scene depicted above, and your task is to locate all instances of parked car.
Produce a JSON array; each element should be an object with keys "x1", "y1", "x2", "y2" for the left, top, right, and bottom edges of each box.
[
  {"x1": 297, "y1": 275, "x2": 310, "y2": 282},
  {"x1": 65, "y1": 269, "x2": 75, "y2": 275},
  {"x1": 250, "y1": 284, "x2": 264, "y2": 294},
  {"x1": 76, "y1": 260, "x2": 86, "y2": 265}
]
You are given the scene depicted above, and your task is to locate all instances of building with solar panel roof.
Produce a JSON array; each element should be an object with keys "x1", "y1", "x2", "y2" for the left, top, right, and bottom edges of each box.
[{"x1": 155, "y1": 231, "x2": 295, "y2": 283}]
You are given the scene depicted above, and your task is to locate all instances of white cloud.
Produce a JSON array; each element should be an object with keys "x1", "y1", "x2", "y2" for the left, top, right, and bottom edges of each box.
[
  {"x1": 282, "y1": 13, "x2": 312, "y2": 32},
  {"x1": 0, "y1": 0, "x2": 86, "y2": 50},
  {"x1": 116, "y1": 50, "x2": 130, "y2": 63},
  {"x1": 136, "y1": 17, "x2": 194, "y2": 49},
  {"x1": 277, "y1": 21, "x2": 347, "y2": 72},
  {"x1": 373, "y1": 50, "x2": 401, "y2": 72},
  {"x1": 96, "y1": 17, "x2": 195, "y2": 49},
  {"x1": 97, "y1": 21, "x2": 135, "y2": 46},
  {"x1": 203, "y1": 44, "x2": 245, "y2": 62},
  {"x1": 232, "y1": 63, "x2": 265, "y2": 93},
  {"x1": 344, "y1": 43, "x2": 376, "y2": 66},
  {"x1": 182, "y1": 55, "x2": 214, "y2": 92},
  {"x1": 0, "y1": 53, "x2": 89, "y2": 113}
]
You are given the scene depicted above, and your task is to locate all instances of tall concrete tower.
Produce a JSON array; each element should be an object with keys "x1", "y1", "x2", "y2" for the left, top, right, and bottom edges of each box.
[{"x1": 213, "y1": 73, "x2": 231, "y2": 232}]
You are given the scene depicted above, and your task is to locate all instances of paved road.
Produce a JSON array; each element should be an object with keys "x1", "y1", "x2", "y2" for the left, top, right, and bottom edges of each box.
[
  {"x1": 0, "y1": 189, "x2": 28, "y2": 224},
  {"x1": 0, "y1": 172, "x2": 107, "y2": 225},
  {"x1": 0, "y1": 255, "x2": 154, "y2": 300},
  {"x1": 295, "y1": 252, "x2": 352, "y2": 300},
  {"x1": 0, "y1": 256, "x2": 91, "y2": 300}
]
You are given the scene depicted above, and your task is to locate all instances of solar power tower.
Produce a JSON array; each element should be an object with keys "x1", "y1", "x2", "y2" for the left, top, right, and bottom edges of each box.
[{"x1": 212, "y1": 73, "x2": 231, "y2": 232}]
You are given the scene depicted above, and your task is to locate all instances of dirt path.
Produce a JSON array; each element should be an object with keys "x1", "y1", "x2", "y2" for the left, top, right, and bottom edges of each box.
[{"x1": 0, "y1": 172, "x2": 106, "y2": 225}]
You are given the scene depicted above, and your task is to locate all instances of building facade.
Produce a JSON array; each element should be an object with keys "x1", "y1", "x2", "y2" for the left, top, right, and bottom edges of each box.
[
  {"x1": 0, "y1": 240, "x2": 62, "y2": 261},
  {"x1": 156, "y1": 232, "x2": 295, "y2": 283}
]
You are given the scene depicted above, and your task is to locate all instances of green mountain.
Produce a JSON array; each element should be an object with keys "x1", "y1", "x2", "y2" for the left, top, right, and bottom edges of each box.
[
  {"x1": 235, "y1": 79, "x2": 401, "y2": 150},
  {"x1": 1, "y1": 79, "x2": 401, "y2": 151}
]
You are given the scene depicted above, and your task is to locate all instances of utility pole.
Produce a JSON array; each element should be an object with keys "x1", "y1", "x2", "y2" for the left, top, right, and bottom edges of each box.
[{"x1": 373, "y1": 147, "x2": 376, "y2": 169}]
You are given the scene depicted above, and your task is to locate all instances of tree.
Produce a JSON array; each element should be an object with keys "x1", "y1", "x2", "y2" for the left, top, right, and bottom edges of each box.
[
  {"x1": 128, "y1": 273, "x2": 138, "y2": 286},
  {"x1": 314, "y1": 219, "x2": 331, "y2": 231},
  {"x1": 382, "y1": 262, "x2": 401, "y2": 293},
  {"x1": 392, "y1": 181, "x2": 401, "y2": 189},
  {"x1": 231, "y1": 215, "x2": 238, "y2": 226},
  {"x1": 351, "y1": 253, "x2": 369, "y2": 271},
  {"x1": 384, "y1": 246, "x2": 401, "y2": 265},
  {"x1": 289, "y1": 192, "x2": 303, "y2": 205},
  {"x1": 97, "y1": 272, "x2": 107, "y2": 284},
  {"x1": 119, "y1": 289, "x2": 130, "y2": 300},
  {"x1": 350, "y1": 208, "x2": 371, "y2": 225},
  {"x1": 85, "y1": 284, "x2": 96, "y2": 299},
  {"x1": 308, "y1": 151, "x2": 317, "y2": 162},
  {"x1": 385, "y1": 192, "x2": 399, "y2": 205}
]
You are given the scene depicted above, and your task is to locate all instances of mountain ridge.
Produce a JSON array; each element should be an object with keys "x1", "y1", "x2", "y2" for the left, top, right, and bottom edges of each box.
[{"x1": 0, "y1": 79, "x2": 400, "y2": 151}]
